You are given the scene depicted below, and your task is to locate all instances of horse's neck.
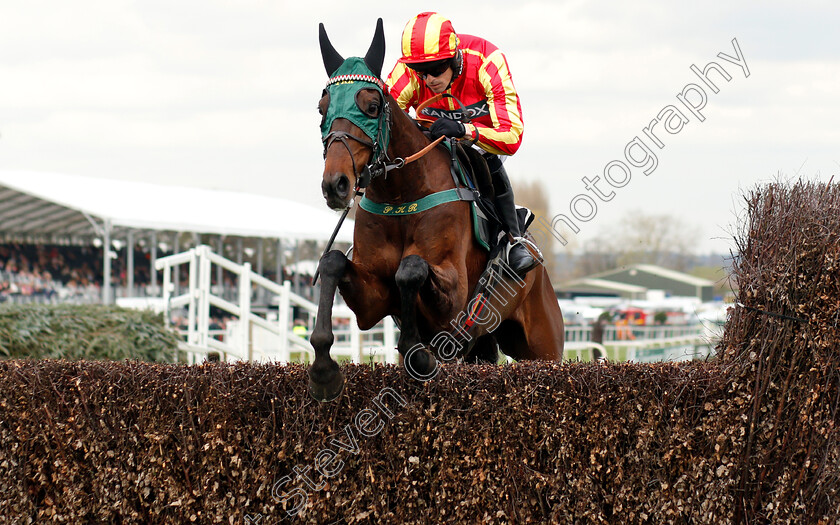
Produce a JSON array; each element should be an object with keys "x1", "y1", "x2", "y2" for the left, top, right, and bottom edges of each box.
[{"x1": 365, "y1": 99, "x2": 451, "y2": 203}]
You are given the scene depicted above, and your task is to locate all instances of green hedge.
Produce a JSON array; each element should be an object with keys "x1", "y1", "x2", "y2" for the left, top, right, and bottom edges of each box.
[{"x1": 0, "y1": 304, "x2": 179, "y2": 362}]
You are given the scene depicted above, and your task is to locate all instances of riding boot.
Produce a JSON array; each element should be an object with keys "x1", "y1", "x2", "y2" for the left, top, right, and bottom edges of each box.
[{"x1": 491, "y1": 166, "x2": 540, "y2": 276}]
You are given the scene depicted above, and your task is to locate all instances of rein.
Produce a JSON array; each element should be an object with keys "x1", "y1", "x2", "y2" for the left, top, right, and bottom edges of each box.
[
  {"x1": 322, "y1": 131, "x2": 373, "y2": 187},
  {"x1": 415, "y1": 93, "x2": 474, "y2": 127},
  {"x1": 394, "y1": 135, "x2": 445, "y2": 166},
  {"x1": 315, "y1": 77, "x2": 470, "y2": 284},
  {"x1": 313, "y1": 132, "x2": 444, "y2": 285},
  {"x1": 322, "y1": 126, "x2": 445, "y2": 194}
]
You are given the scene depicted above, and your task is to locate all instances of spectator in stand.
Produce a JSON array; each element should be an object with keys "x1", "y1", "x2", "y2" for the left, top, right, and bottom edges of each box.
[
  {"x1": 0, "y1": 243, "x2": 100, "y2": 303},
  {"x1": 292, "y1": 318, "x2": 309, "y2": 339}
]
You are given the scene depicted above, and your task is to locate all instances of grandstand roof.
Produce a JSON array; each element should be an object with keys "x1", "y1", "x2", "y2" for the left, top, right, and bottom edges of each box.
[
  {"x1": 557, "y1": 278, "x2": 649, "y2": 300},
  {"x1": 0, "y1": 170, "x2": 353, "y2": 243},
  {"x1": 557, "y1": 264, "x2": 716, "y2": 302}
]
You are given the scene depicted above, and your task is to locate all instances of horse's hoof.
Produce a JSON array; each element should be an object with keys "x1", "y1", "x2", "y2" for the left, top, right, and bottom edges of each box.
[
  {"x1": 308, "y1": 370, "x2": 345, "y2": 402},
  {"x1": 404, "y1": 345, "x2": 438, "y2": 381}
]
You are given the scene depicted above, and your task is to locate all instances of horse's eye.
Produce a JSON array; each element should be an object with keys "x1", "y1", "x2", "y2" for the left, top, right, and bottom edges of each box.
[
  {"x1": 355, "y1": 89, "x2": 382, "y2": 118},
  {"x1": 318, "y1": 90, "x2": 329, "y2": 117}
]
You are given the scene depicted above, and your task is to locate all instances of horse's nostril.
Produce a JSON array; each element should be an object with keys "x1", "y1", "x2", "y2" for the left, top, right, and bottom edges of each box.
[{"x1": 336, "y1": 175, "x2": 349, "y2": 196}]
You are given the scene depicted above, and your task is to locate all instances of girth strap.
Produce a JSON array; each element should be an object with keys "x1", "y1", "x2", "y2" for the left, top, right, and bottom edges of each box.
[
  {"x1": 322, "y1": 130, "x2": 373, "y2": 187},
  {"x1": 359, "y1": 188, "x2": 475, "y2": 216}
]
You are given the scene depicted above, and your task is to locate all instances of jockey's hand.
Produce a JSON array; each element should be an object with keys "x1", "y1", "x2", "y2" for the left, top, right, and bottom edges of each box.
[{"x1": 429, "y1": 118, "x2": 466, "y2": 140}]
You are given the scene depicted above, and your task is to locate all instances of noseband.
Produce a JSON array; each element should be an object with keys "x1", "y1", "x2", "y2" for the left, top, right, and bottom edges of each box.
[
  {"x1": 316, "y1": 59, "x2": 454, "y2": 285},
  {"x1": 321, "y1": 97, "x2": 392, "y2": 191}
]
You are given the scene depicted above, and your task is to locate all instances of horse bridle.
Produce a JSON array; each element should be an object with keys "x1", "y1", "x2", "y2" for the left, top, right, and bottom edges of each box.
[
  {"x1": 314, "y1": 94, "x2": 449, "y2": 285},
  {"x1": 322, "y1": 91, "x2": 475, "y2": 196},
  {"x1": 321, "y1": 95, "x2": 394, "y2": 193}
]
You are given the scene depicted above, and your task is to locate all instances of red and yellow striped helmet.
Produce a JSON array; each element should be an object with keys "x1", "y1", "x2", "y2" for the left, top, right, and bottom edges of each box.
[{"x1": 398, "y1": 12, "x2": 460, "y2": 64}]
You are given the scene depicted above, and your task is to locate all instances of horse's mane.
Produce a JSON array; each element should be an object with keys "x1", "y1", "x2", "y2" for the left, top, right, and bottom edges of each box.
[{"x1": 385, "y1": 92, "x2": 431, "y2": 146}]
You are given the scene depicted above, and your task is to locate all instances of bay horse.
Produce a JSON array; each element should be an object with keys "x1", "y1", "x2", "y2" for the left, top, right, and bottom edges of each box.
[{"x1": 310, "y1": 19, "x2": 564, "y2": 401}]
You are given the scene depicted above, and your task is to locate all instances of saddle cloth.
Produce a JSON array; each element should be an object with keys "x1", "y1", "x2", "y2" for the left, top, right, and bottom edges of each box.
[{"x1": 446, "y1": 141, "x2": 535, "y2": 254}]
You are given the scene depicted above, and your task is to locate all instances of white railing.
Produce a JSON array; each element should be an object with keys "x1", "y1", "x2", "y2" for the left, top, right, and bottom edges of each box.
[
  {"x1": 563, "y1": 323, "x2": 706, "y2": 343},
  {"x1": 604, "y1": 324, "x2": 704, "y2": 341},
  {"x1": 154, "y1": 245, "x2": 715, "y2": 365},
  {"x1": 155, "y1": 245, "x2": 400, "y2": 364},
  {"x1": 564, "y1": 325, "x2": 593, "y2": 342},
  {"x1": 561, "y1": 322, "x2": 715, "y2": 363}
]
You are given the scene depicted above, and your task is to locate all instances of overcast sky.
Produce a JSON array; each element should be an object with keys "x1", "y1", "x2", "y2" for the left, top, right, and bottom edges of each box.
[{"x1": 1, "y1": 1, "x2": 837, "y2": 255}]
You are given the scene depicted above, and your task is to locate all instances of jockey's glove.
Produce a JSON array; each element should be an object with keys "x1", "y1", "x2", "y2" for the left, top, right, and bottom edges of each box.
[{"x1": 430, "y1": 118, "x2": 466, "y2": 140}]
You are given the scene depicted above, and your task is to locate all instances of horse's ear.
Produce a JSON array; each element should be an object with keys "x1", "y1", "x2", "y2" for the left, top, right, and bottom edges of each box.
[
  {"x1": 364, "y1": 18, "x2": 386, "y2": 78},
  {"x1": 319, "y1": 23, "x2": 344, "y2": 77}
]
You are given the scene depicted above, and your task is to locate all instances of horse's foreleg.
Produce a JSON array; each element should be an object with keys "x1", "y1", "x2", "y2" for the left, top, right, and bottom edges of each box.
[
  {"x1": 308, "y1": 250, "x2": 348, "y2": 401},
  {"x1": 395, "y1": 255, "x2": 438, "y2": 380}
]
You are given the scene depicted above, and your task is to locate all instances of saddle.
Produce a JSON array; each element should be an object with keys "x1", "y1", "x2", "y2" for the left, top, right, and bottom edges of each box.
[
  {"x1": 385, "y1": 138, "x2": 539, "y2": 351},
  {"x1": 443, "y1": 140, "x2": 535, "y2": 257},
  {"x1": 441, "y1": 141, "x2": 540, "y2": 354}
]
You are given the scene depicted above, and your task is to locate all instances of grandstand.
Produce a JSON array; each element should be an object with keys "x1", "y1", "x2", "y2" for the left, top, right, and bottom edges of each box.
[{"x1": 0, "y1": 170, "x2": 352, "y2": 305}]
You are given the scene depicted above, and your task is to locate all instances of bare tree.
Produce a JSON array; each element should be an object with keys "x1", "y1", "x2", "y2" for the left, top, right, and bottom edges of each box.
[
  {"x1": 587, "y1": 209, "x2": 701, "y2": 273},
  {"x1": 574, "y1": 239, "x2": 620, "y2": 277},
  {"x1": 512, "y1": 179, "x2": 560, "y2": 282}
]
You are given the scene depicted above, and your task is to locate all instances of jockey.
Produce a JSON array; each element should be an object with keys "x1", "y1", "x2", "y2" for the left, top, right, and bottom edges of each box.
[{"x1": 385, "y1": 12, "x2": 539, "y2": 276}]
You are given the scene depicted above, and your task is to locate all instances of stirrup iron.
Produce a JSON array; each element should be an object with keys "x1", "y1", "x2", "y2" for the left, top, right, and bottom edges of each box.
[{"x1": 505, "y1": 236, "x2": 543, "y2": 266}]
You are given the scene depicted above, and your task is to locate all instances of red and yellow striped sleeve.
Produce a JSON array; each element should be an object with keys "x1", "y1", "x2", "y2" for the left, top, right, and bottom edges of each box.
[
  {"x1": 385, "y1": 62, "x2": 421, "y2": 112},
  {"x1": 469, "y1": 48, "x2": 524, "y2": 156}
]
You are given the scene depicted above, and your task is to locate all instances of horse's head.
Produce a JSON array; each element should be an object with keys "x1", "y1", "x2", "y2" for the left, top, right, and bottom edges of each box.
[{"x1": 318, "y1": 19, "x2": 389, "y2": 210}]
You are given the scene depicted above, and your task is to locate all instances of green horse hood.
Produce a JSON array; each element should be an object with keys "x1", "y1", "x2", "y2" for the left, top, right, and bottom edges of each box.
[{"x1": 320, "y1": 57, "x2": 390, "y2": 156}]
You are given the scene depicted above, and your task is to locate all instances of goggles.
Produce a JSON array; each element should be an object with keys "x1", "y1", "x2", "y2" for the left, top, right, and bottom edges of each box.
[{"x1": 408, "y1": 59, "x2": 450, "y2": 79}]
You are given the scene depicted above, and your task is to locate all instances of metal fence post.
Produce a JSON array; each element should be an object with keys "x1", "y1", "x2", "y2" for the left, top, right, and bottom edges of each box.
[
  {"x1": 240, "y1": 262, "x2": 252, "y2": 362},
  {"x1": 278, "y1": 280, "x2": 292, "y2": 363},
  {"x1": 384, "y1": 316, "x2": 397, "y2": 364},
  {"x1": 198, "y1": 245, "x2": 212, "y2": 351},
  {"x1": 187, "y1": 248, "x2": 198, "y2": 363},
  {"x1": 350, "y1": 312, "x2": 361, "y2": 364},
  {"x1": 161, "y1": 264, "x2": 174, "y2": 361},
  {"x1": 162, "y1": 265, "x2": 171, "y2": 327}
]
